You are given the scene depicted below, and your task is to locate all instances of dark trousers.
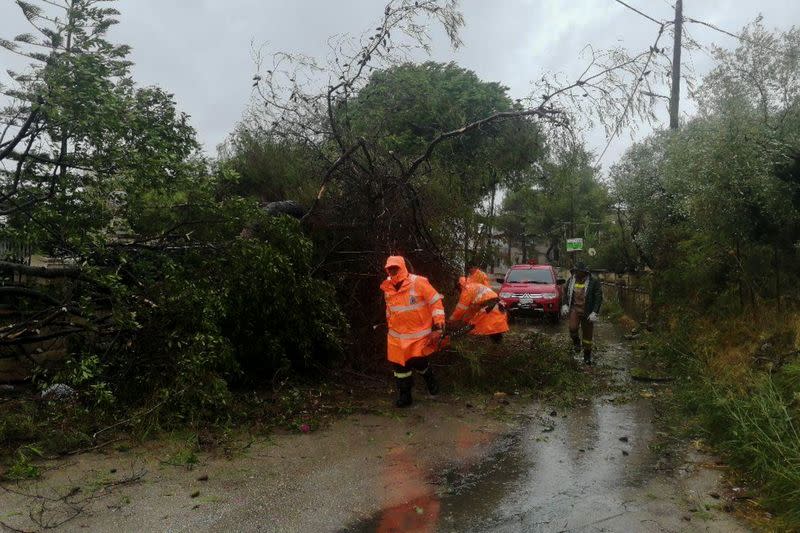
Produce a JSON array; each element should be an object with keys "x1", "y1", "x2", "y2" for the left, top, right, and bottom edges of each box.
[
  {"x1": 568, "y1": 309, "x2": 594, "y2": 355},
  {"x1": 392, "y1": 356, "x2": 431, "y2": 378}
]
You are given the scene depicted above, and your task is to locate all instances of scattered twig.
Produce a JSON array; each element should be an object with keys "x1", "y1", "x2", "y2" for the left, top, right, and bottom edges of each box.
[
  {"x1": 92, "y1": 398, "x2": 169, "y2": 440},
  {"x1": 63, "y1": 438, "x2": 123, "y2": 457}
]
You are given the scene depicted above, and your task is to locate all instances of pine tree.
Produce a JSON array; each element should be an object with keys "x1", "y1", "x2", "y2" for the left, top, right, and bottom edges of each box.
[{"x1": 0, "y1": 1, "x2": 134, "y2": 218}]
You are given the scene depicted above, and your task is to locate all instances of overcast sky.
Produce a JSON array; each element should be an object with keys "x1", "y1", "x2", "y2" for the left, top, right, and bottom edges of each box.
[{"x1": 2, "y1": 0, "x2": 799, "y2": 170}]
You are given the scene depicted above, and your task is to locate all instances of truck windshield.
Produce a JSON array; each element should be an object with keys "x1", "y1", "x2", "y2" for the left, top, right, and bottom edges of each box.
[{"x1": 506, "y1": 269, "x2": 554, "y2": 284}]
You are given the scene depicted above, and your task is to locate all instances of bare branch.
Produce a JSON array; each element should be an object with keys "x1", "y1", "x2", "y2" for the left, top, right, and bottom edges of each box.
[
  {"x1": 301, "y1": 140, "x2": 365, "y2": 222},
  {"x1": 407, "y1": 107, "x2": 561, "y2": 178},
  {"x1": 0, "y1": 109, "x2": 39, "y2": 161}
]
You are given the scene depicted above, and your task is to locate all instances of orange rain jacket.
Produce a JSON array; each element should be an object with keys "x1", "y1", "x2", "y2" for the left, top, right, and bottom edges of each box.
[
  {"x1": 450, "y1": 278, "x2": 509, "y2": 336},
  {"x1": 381, "y1": 256, "x2": 446, "y2": 366},
  {"x1": 467, "y1": 269, "x2": 490, "y2": 287}
]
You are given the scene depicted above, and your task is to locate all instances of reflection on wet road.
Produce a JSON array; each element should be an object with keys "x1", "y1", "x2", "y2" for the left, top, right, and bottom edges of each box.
[
  {"x1": 346, "y1": 319, "x2": 745, "y2": 533},
  {"x1": 439, "y1": 320, "x2": 658, "y2": 532},
  {"x1": 374, "y1": 445, "x2": 441, "y2": 533},
  {"x1": 366, "y1": 419, "x2": 499, "y2": 532}
]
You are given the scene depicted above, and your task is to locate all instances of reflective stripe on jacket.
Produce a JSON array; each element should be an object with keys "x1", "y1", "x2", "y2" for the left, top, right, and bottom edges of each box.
[
  {"x1": 450, "y1": 282, "x2": 509, "y2": 336},
  {"x1": 381, "y1": 257, "x2": 445, "y2": 365}
]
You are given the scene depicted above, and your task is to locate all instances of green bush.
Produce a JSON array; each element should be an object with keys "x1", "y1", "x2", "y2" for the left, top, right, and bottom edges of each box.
[
  {"x1": 221, "y1": 221, "x2": 347, "y2": 378},
  {"x1": 645, "y1": 322, "x2": 800, "y2": 529},
  {"x1": 4, "y1": 451, "x2": 41, "y2": 481},
  {"x1": 38, "y1": 212, "x2": 348, "y2": 425}
]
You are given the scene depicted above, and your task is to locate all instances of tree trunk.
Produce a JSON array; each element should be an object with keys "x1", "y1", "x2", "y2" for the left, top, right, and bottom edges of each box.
[
  {"x1": 463, "y1": 215, "x2": 470, "y2": 272},
  {"x1": 774, "y1": 242, "x2": 781, "y2": 309},
  {"x1": 486, "y1": 182, "x2": 497, "y2": 270}
]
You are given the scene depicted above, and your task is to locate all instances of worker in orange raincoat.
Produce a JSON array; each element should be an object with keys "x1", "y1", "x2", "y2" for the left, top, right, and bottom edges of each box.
[
  {"x1": 450, "y1": 277, "x2": 509, "y2": 343},
  {"x1": 381, "y1": 256, "x2": 446, "y2": 407},
  {"x1": 467, "y1": 261, "x2": 490, "y2": 287}
]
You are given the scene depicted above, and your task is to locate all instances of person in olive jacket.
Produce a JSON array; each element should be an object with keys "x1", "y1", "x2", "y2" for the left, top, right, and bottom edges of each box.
[{"x1": 560, "y1": 261, "x2": 603, "y2": 365}]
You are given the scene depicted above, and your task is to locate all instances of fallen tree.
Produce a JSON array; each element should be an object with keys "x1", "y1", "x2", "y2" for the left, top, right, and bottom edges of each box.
[
  {"x1": 231, "y1": 0, "x2": 673, "y2": 364},
  {"x1": 0, "y1": 1, "x2": 347, "y2": 418}
]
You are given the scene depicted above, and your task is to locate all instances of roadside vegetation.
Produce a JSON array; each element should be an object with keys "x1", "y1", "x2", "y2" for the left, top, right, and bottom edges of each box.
[{"x1": 608, "y1": 22, "x2": 800, "y2": 529}]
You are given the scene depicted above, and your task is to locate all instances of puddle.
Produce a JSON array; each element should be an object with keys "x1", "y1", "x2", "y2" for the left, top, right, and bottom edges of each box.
[{"x1": 344, "y1": 321, "x2": 748, "y2": 533}]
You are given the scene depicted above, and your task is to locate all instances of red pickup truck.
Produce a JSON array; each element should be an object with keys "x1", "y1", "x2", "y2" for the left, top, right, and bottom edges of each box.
[{"x1": 497, "y1": 263, "x2": 565, "y2": 322}]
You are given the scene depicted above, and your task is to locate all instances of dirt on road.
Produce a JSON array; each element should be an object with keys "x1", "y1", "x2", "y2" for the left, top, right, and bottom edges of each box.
[{"x1": 0, "y1": 322, "x2": 750, "y2": 532}]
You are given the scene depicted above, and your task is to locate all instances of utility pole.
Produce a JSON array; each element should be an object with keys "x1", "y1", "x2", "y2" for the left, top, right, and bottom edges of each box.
[{"x1": 669, "y1": 0, "x2": 683, "y2": 129}]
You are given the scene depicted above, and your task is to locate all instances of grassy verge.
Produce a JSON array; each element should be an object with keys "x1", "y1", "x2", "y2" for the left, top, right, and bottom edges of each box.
[
  {"x1": 630, "y1": 306, "x2": 800, "y2": 531},
  {"x1": 0, "y1": 379, "x2": 369, "y2": 478}
]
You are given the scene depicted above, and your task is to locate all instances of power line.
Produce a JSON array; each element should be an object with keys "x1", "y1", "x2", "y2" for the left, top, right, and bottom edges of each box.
[
  {"x1": 684, "y1": 16, "x2": 781, "y2": 54},
  {"x1": 613, "y1": 0, "x2": 777, "y2": 51},
  {"x1": 684, "y1": 16, "x2": 742, "y2": 42},
  {"x1": 613, "y1": 0, "x2": 666, "y2": 26}
]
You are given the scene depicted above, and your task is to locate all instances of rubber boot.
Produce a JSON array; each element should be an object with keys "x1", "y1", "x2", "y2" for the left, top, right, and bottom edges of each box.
[
  {"x1": 421, "y1": 368, "x2": 440, "y2": 396},
  {"x1": 395, "y1": 376, "x2": 413, "y2": 408},
  {"x1": 583, "y1": 350, "x2": 593, "y2": 366}
]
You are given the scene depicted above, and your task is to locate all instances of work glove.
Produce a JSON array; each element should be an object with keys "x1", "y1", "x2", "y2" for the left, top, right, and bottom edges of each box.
[
  {"x1": 560, "y1": 305, "x2": 569, "y2": 317},
  {"x1": 588, "y1": 312, "x2": 599, "y2": 323}
]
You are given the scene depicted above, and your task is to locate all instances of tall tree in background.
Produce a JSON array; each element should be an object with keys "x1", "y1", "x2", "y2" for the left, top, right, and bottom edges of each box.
[
  {"x1": 612, "y1": 21, "x2": 800, "y2": 306},
  {"x1": 343, "y1": 61, "x2": 544, "y2": 269},
  {"x1": 498, "y1": 143, "x2": 610, "y2": 267},
  {"x1": 0, "y1": 0, "x2": 198, "y2": 253}
]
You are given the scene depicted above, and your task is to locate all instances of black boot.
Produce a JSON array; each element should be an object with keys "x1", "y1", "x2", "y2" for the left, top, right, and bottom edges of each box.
[
  {"x1": 421, "y1": 368, "x2": 440, "y2": 396},
  {"x1": 395, "y1": 375, "x2": 413, "y2": 407},
  {"x1": 583, "y1": 351, "x2": 593, "y2": 365}
]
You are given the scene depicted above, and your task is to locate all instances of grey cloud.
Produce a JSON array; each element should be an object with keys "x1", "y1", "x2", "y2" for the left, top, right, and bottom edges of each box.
[{"x1": 1, "y1": 0, "x2": 798, "y2": 166}]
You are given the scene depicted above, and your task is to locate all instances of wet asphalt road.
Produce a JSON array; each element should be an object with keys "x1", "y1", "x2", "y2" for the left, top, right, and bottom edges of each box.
[{"x1": 345, "y1": 320, "x2": 749, "y2": 533}]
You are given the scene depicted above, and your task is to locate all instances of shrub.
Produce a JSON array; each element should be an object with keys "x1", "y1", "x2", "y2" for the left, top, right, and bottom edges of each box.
[
  {"x1": 35, "y1": 212, "x2": 348, "y2": 425},
  {"x1": 441, "y1": 330, "x2": 586, "y2": 400}
]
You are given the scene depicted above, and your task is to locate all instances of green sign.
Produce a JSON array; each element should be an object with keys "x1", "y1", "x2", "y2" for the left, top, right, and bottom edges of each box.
[{"x1": 566, "y1": 238, "x2": 584, "y2": 252}]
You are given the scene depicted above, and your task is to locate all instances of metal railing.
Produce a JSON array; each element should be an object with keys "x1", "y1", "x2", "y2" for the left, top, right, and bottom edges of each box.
[{"x1": 599, "y1": 276, "x2": 652, "y2": 322}]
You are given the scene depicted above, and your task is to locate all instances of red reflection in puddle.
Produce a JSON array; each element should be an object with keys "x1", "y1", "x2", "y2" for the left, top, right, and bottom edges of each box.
[{"x1": 377, "y1": 446, "x2": 440, "y2": 533}]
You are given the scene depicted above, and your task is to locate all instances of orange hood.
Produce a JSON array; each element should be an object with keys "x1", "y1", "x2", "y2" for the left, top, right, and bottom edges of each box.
[{"x1": 385, "y1": 255, "x2": 409, "y2": 284}]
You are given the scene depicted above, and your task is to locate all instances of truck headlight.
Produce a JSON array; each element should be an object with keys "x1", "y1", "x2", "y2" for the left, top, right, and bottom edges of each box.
[
  {"x1": 499, "y1": 292, "x2": 513, "y2": 299},
  {"x1": 541, "y1": 293, "x2": 557, "y2": 299}
]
